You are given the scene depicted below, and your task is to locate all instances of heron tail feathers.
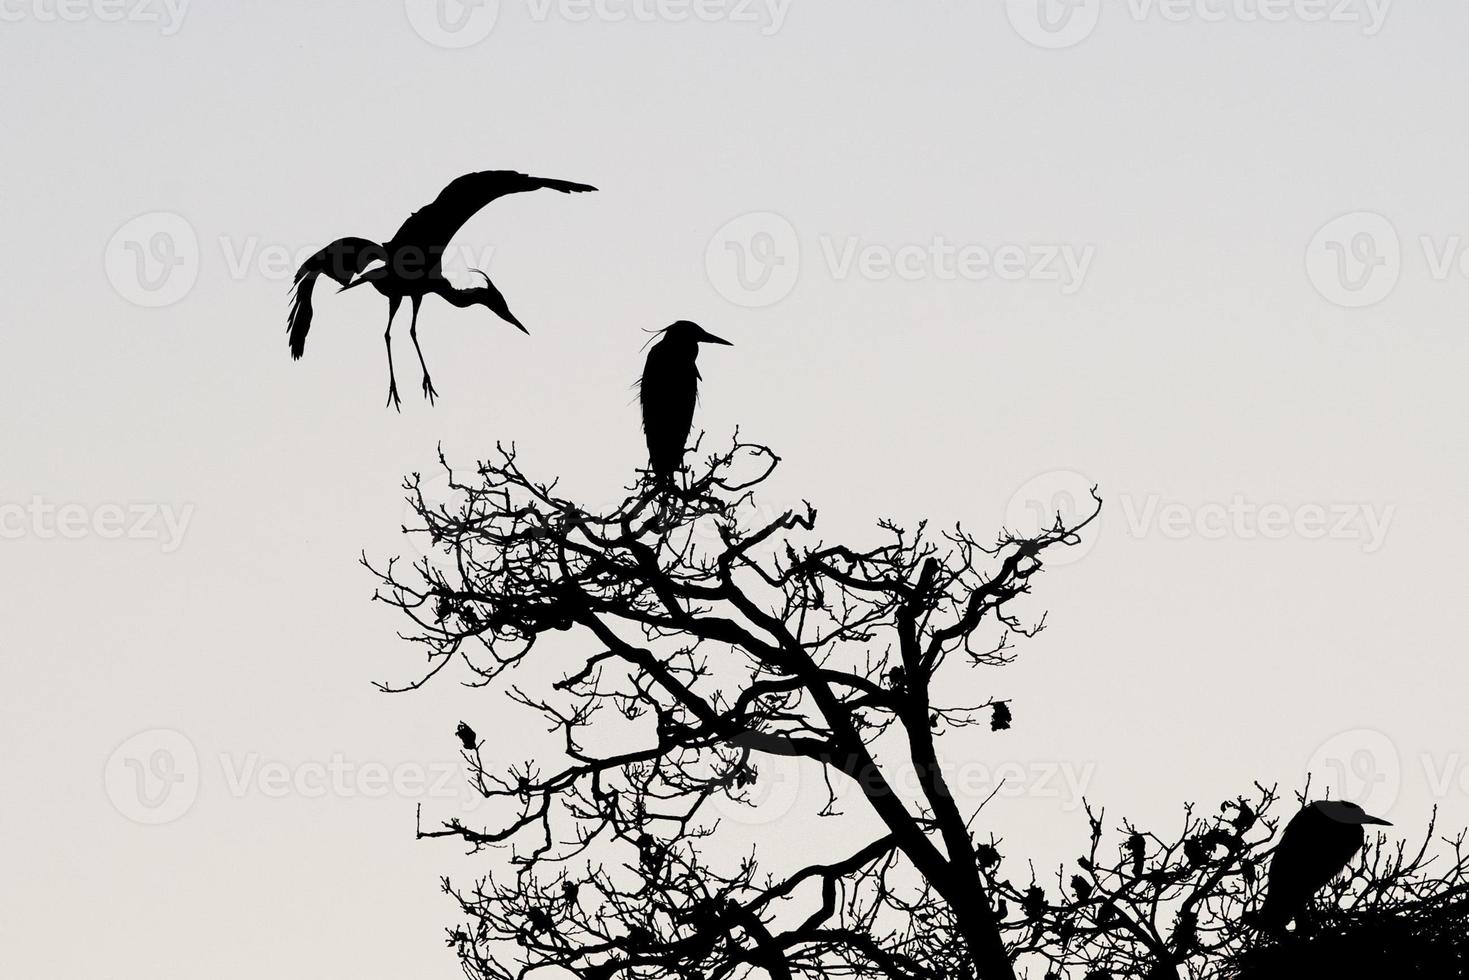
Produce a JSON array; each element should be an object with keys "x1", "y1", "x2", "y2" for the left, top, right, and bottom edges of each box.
[
  {"x1": 287, "y1": 237, "x2": 383, "y2": 360},
  {"x1": 287, "y1": 268, "x2": 319, "y2": 360}
]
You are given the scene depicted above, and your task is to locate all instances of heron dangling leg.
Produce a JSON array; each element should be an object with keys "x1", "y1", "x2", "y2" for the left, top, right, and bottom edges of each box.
[
  {"x1": 408, "y1": 295, "x2": 438, "y2": 404},
  {"x1": 384, "y1": 295, "x2": 403, "y2": 411}
]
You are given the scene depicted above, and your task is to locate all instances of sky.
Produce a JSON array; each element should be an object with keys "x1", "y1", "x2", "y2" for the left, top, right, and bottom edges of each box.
[{"x1": 3, "y1": 1, "x2": 1469, "y2": 977}]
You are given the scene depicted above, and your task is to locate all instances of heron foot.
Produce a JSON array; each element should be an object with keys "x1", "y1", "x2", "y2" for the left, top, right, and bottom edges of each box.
[
  {"x1": 386, "y1": 380, "x2": 402, "y2": 412},
  {"x1": 422, "y1": 375, "x2": 439, "y2": 405}
]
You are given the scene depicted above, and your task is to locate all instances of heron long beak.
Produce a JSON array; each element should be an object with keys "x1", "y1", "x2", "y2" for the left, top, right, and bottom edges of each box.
[
  {"x1": 491, "y1": 304, "x2": 528, "y2": 335},
  {"x1": 1362, "y1": 814, "x2": 1393, "y2": 826},
  {"x1": 498, "y1": 302, "x2": 529, "y2": 335},
  {"x1": 699, "y1": 330, "x2": 733, "y2": 346}
]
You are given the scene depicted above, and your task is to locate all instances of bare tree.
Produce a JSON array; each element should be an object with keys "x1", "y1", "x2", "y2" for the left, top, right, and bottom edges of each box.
[
  {"x1": 366, "y1": 435, "x2": 1100, "y2": 980},
  {"x1": 1012, "y1": 788, "x2": 1469, "y2": 978}
]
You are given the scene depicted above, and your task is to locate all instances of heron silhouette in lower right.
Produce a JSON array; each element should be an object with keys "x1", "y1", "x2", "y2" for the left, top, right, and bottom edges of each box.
[
  {"x1": 1258, "y1": 800, "x2": 1392, "y2": 931},
  {"x1": 638, "y1": 321, "x2": 732, "y2": 488}
]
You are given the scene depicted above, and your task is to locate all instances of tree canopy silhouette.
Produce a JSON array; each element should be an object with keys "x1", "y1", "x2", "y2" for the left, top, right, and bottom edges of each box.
[
  {"x1": 368, "y1": 436, "x2": 1099, "y2": 980},
  {"x1": 367, "y1": 438, "x2": 1467, "y2": 979},
  {"x1": 1010, "y1": 789, "x2": 1469, "y2": 978}
]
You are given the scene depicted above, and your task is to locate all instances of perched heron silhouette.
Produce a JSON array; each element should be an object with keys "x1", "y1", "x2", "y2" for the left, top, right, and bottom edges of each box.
[
  {"x1": 1258, "y1": 800, "x2": 1391, "y2": 931},
  {"x1": 638, "y1": 321, "x2": 732, "y2": 488},
  {"x1": 287, "y1": 170, "x2": 596, "y2": 408}
]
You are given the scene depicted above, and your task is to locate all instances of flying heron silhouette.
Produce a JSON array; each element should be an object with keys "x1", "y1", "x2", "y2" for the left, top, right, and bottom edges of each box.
[
  {"x1": 638, "y1": 321, "x2": 732, "y2": 488},
  {"x1": 1258, "y1": 800, "x2": 1391, "y2": 931},
  {"x1": 287, "y1": 170, "x2": 596, "y2": 408}
]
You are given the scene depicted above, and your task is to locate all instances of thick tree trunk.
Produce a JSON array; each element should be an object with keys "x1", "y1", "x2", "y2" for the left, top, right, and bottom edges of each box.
[{"x1": 958, "y1": 900, "x2": 1017, "y2": 980}]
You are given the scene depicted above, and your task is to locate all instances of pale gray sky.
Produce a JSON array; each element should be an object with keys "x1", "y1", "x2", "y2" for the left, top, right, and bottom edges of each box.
[{"x1": 3, "y1": 2, "x2": 1468, "y2": 977}]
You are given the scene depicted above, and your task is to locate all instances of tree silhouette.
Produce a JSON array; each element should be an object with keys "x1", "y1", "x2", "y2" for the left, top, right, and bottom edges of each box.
[
  {"x1": 367, "y1": 435, "x2": 1099, "y2": 980},
  {"x1": 367, "y1": 438, "x2": 1467, "y2": 978},
  {"x1": 1012, "y1": 790, "x2": 1469, "y2": 978}
]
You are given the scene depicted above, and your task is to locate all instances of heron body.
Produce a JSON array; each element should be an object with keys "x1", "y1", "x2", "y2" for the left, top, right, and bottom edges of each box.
[
  {"x1": 1259, "y1": 800, "x2": 1391, "y2": 930},
  {"x1": 638, "y1": 321, "x2": 732, "y2": 486},
  {"x1": 287, "y1": 170, "x2": 596, "y2": 408}
]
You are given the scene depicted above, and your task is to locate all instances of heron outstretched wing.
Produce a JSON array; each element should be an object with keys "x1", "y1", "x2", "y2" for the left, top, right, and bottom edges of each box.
[{"x1": 386, "y1": 170, "x2": 597, "y2": 264}]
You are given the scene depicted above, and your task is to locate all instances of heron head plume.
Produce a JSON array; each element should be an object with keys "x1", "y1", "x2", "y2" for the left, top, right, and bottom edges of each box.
[{"x1": 1312, "y1": 800, "x2": 1392, "y2": 826}]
